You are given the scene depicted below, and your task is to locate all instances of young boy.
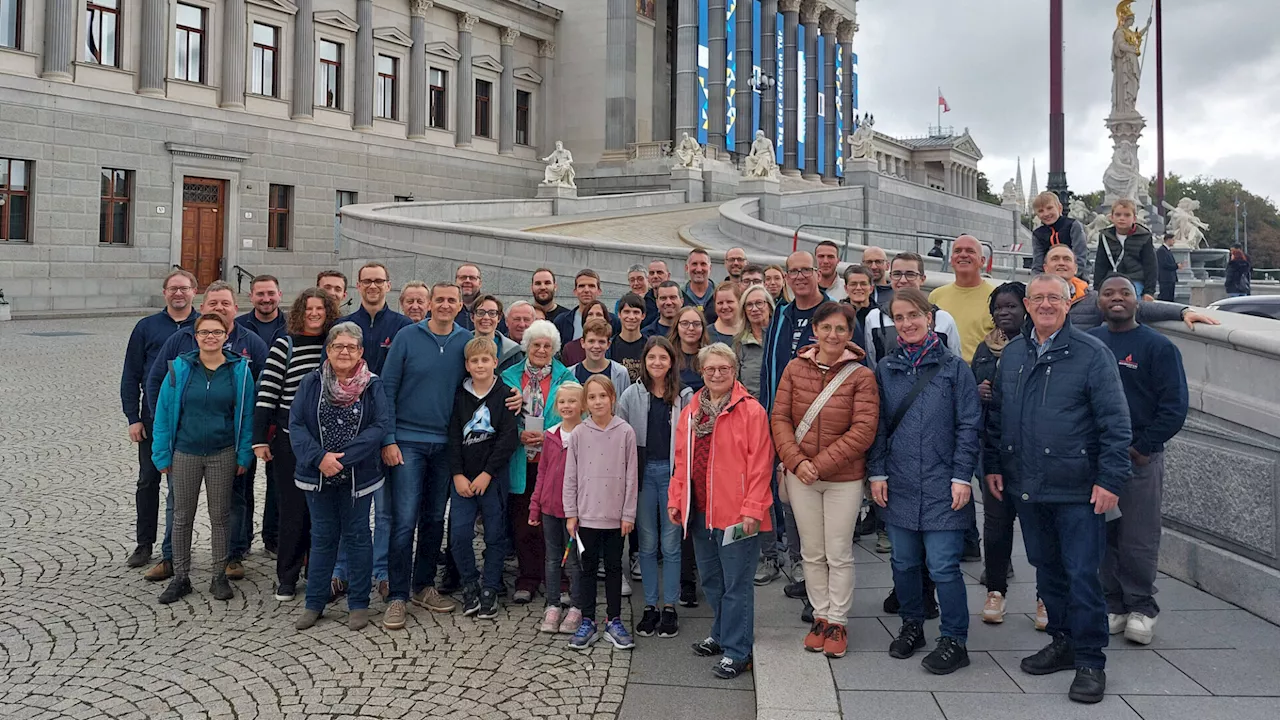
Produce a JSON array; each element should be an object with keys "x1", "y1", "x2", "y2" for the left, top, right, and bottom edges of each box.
[
  {"x1": 1094, "y1": 197, "x2": 1157, "y2": 300},
  {"x1": 609, "y1": 294, "x2": 648, "y2": 383},
  {"x1": 570, "y1": 318, "x2": 632, "y2": 393},
  {"x1": 1031, "y1": 191, "x2": 1090, "y2": 280},
  {"x1": 447, "y1": 336, "x2": 520, "y2": 620}
]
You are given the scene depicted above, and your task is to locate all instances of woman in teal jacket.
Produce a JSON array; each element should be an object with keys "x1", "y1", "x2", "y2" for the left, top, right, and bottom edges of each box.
[{"x1": 151, "y1": 314, "x2": 255, "y2": 606}]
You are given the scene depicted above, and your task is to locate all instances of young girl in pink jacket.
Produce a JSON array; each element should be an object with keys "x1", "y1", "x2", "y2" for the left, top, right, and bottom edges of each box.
[{"x1": 529, "y1": 382, "x2": 585, "y2": 634}]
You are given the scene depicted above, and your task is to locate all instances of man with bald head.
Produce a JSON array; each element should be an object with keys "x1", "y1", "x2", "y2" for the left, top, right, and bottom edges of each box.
[
  {"x1": 1043, "y1": 244, "x2": 1216, "y2": 331},
  {"x1": 861, "y1": 246, "x2": 893, "y2": 307},
  {"x1": 930, "y1": 235, "x2": 997, "y2": 363}
]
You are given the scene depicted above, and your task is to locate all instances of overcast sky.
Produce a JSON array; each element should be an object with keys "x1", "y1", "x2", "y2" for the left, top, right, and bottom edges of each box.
[{"x1": 856, "y1": 0, "x2": 1280, "y2": 203}]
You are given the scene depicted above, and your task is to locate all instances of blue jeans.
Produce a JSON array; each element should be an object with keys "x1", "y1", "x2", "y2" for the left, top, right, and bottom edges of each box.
[
  {"x1": 304, "y1": 486, "x2": 373, "y2": 612},
  {"x1": 333, "y1": 485, "x2": 390, "y2": 584},
  {"x1": 1015, "y1": 498, "x2": 1109, "y2": 669},
  {"x1": 449, "y1": 482, "x2": 508, "y2": 591},
  {"x1": 637, "y1": 459, "x2": 682, "y2": 607},
  {"x1": 886, "y1": 524, "x2": 969, "y2": 642},
  {"x1": 226, "y1": 458, "x2": 257, "y2": 560},
  {"x1": 386, "y1": 441, "x2": 450, "y2": 603},
  {"x1": 689, "y1": 511, "x2": 761, "y2": 663},
  {"x1": 1132, "y1": 280, "x2": 1145, "y2": 297}
]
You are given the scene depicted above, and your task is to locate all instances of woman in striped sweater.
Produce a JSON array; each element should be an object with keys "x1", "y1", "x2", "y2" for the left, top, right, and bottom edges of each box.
[{"x1": 252, "y1": 288, "x2": 340, "y2": 600}]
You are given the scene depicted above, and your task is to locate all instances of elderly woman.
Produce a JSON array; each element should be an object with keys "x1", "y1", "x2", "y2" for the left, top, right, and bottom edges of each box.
[
  {"x1": 288, "y1": 322, "x2": 392, "y2": 630},
  {"x1": 868, "y1": 288, "x2": 981, "y2": 676},
  {"x1": 771, "y1": 302, "x2": 880, "y2": 659},
  {"x1": 151, "y1": 313, "x2": 255, "y2": 604},
  {"x1": 733, "y1": 285, "x2": 773, "y2": 400},
  {"x1": 668, "y1": 343, "x2": 774, "y2": 680},
  {"x1": 502, "y1": 319, "x2": 575, "y2": 604}
]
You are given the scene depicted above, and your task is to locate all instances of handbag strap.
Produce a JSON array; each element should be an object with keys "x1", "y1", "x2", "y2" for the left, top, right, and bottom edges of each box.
[
  {"x1": 795, "y1": 361, "x2": 861, "y2": 445},
  {"x1": 886, "y1": 362, "x2": 945, "y2": 438}
]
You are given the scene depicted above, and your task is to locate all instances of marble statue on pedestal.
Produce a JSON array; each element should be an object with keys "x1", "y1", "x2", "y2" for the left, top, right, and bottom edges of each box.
[
  {"x1": 541, "y1": 141, "x2": 576, "y2": 188},
  {"x1": 1103, "y1": 140, "x2": 1148, "y2": 206},
  {"x1": 1069, "y1": 198, "x2": 1096, "y2": 225},
  {"x1": 1001, "y1": 179, "x2": 1020, "y2": 206},
  {"x1": 1103, "y1": 1, "x2": 1153, "y2": 207},
  {"x1": 743, "y1": 130, "x2": 781, "y2": 180},
  {"x1": 1111, "y1": 0, "x2": 1150, "y2": 118},
  {"x1": 674, "y1": 132, "x2": 704, "y2": 169},
  {"x1": 1164, "y1": 197, "x2": 1210, "y2": 249},
  {"x1": 847, "y1": 113, "x2": 875, "y2": 160}
]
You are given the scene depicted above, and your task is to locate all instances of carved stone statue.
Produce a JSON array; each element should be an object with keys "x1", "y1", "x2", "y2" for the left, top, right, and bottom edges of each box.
[
  {"x1": 1111, "y1": 1, "x2": 1150, "y2": 118},
  {"x1": 673, "y1": 132, "x2": 704, "y2": 169},
  {"x1": 1084, "y1": 213, "x2": 1113, "y2": 245},
  {"x1": 847, "y1": 113, "x2": 875, "y2": 160},
  {"x1": 1001, "y1": 179, "x2": 1020, "y2": 205},
  {"x1": 1102, "y1": 141, "x2": 1148, "y2": 207},
  {"x1": 743, "y1": 130, "x2": 781, "y2": 180},
  {"x1": 1069, "y1": 198, "x2": 1096, "y2": 225},
  {"x1": 540, "y1": 141, "x2": 576, "y2": 188},
  {"x1": 1164, "y1": 197, "x2": 1210, "y2": 249}
]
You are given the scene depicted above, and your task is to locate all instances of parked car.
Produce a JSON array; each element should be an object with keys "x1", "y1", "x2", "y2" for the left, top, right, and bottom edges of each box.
[{"x1": 1207, "y1": 295, "x2": 1280, "y2": 320}]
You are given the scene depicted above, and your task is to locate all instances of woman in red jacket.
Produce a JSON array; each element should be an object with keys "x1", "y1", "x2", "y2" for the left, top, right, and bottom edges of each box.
[{"x1": 668, "y1": 343, "x2": 774, "y2": 680}]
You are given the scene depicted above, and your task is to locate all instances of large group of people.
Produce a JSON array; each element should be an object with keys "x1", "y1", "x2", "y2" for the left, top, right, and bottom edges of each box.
[{"x1": 121, "y1": 191, "x2": 1212, "y2": 700}]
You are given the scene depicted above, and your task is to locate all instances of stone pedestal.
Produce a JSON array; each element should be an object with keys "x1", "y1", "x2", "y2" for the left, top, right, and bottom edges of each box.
[
  {"x1": 670, "y1": 166, "x2": 704, "y2": 204},
  {"x1": 702, "y1": 160, "x2": 739, "y2": 202},
  {"x1": 738, "y1": 176, "x2": 782, "y2": 216},
  {"x1": 536, "y1": 184, "x2": 578, "y2": 200},
  {"x1": 0, "y1": 300, "x2": 10, "y2": 322}
]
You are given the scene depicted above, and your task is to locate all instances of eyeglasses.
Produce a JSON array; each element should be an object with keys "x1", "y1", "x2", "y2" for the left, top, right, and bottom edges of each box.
[
  {"x1": 330, "y1": 343, "x2": 361, "y2": 354},
  {"x1": 1028, "y1": 294, "x2": 1067, "y2": 306},
  {"x1": 456, "y1": 274, "x2": 481, "y2": 282},
  {"x1": 816, "y1": 324, "x2": 850, "y2": 335},
  {"x1": 892, "y1": 311, "x2": 929, "y2": 323},
  {"x1": 786, "y1": 267, "x2": 817, "y2": 278},
  {"x1": 358, "y1": 278, "x2": 388, "y2": 287},
  {"x1": 678, "y1": 320, "x2": 703, "y2": 329},
  {"x1": 165, "y1": 285, "x2": 194, "y2": 293},
  {"x1": 745, "y1": 300, "x2": 771, "y2": 310},
  {"x1": 474, "y1": 309, "x2": 501, "y2": 319},
  {"x1": 195, "y1": 329, "x2": 227, "y2": 338},
  {"x1": 703, "y1": 366, "x2": 735, "y2": 377},
  {"x1": 890, "y1": 271, "x2": 923, "y2": 280}
]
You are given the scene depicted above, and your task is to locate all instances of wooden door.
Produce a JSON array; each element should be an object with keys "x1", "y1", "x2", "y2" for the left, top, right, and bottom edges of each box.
[{"x1": 180, "y1": 178, "x2": 225, "y2": 290}]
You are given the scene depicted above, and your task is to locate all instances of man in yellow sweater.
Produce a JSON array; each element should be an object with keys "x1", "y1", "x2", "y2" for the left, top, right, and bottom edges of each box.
[{"x1": 930, "y1": 235, "x2": 997, "y2": 364}]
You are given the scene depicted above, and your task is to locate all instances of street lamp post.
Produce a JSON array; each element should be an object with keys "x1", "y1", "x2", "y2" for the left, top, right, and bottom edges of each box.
[{"x1": 1046, "y1": 0, "x2": 1069, "y2": 205}]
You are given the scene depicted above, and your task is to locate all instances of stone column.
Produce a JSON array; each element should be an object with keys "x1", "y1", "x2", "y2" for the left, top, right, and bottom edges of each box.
[
  {"x1": 499, "y1": 28, "x2": 519, "y2": 155},
  {"x1": 675, "y1": 0, "x2": 699, "y2": 140},
  {"x1": 353, "y1": 0, "x2": 374, "y2": 130},
  {"x1": 779, "y1": 0, "x2": 800, "y2": 175},
  {"x1": 455, "y1": 13, "x2": 478, "y2": 147},
  {"x1": 407, "y1": 0, "x2": 432, "y2": 139},
  {"x1": 838, "y1": 19, "x2": 855, "y2": 154},
  {"x1": 539, "y1": 40, "x2": 556, "y2": 154},
  {"x1": 707, "y1": 0, "x2": 727, "y2": 150},
  {"x1": 40, "y1": 0, "x2": 75, "y2": 80},
  {"x1": 139, "y1": 0, "x2": 168, "y2": 95},
  {"x1": 820, "y1": 9, "x2": 838, "y2": 182},
  {"x1": 735, "y1": 0, "x2": 754, "y2": 155},
  {"x1": 759, "y1": 0, "x2": 777, "y2": 135},
  {"x1": 800, "y1": 1, "x2": 822, "y2": 180},
  {"x1": 605, "y1": 0, "x2": 637, "y2": 152},
  {"x1": 220, "y1": 0, "x2": 248, "y2": 108},
  {"x1": 290, "y1": 0, "x2": 315, "y2": 117},
  {"x1": 652, "y1": 0, "x2": 670, "y2": 141}
]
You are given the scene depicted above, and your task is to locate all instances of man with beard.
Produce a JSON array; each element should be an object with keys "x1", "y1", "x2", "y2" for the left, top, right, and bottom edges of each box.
[
  {"x1": 552, "y1": 268, "x2": 620, "y2": 343},
  {"x1": 236, "y1": 275, "x2": 285, "y2": 345},
  {"x1": 724, "y1": 247, "x2": 748, "y2": 284},
  {"x1": 861, "y1": 246, "x2": 893, "y2": 308},
  {"x1": 641, "y1": 281, "x2": 683, "y2": 338},
  {"x1": 683, "y1": 248, "x2": 716, "y2": 317},
  {"x1": 532, "y1": 268, "x2": 571, "y2": 326}
]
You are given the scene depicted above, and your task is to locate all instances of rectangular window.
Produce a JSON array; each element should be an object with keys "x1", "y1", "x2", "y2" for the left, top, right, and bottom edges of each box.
[
  {"x1": 475, "y1": 79, "x2": 492, "y2": 138},
  {"x1": 317, "y1": 39, "x2": 342, "y2": 109},
  {"x1": 334, "y1": 190, "x2": 357, "y2": 253},
  {"x1": 250, "y1": 22, "x2": 278, "y2": 97},
  {"x1": 0, "y1": 158, "x2": 31, "y2": 242},
  {"x1": 394, "y1": 195, "x2": 413, "y2": 202},
  {"x1": 375, "y1": 54, "x2": 397, "y2": 120},
  {"x1": 98, "y1": 168, "x2": 131, "y2": 245},
  {"x1": 1, "y1": 0, "x2": 21, "y2": 49},
  {"x1": 173, "y1": 3, "x2": 205, "y2": 83},
  {"x1": 85, "y1": 0, "x2": 120, "y2": 67},
  {"x1": 267, "y1": 184, "x2": 291, "y2": 249},
  {"x1": 429, "y1": 68, "x2": 448, "y2": 129},
  {"x1": 516, "y1": 89, "x2": 532, "y2": 146}
]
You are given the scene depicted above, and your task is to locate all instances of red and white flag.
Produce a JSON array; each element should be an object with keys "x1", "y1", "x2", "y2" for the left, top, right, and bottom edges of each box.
[{"x1": 938, "y1": 91, "x2": 951, "y2": 113}]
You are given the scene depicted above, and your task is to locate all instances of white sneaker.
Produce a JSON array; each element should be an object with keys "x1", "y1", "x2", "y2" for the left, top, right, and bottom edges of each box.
[
  {"x1": 621, "y1": 576, "x2": 632, "y2": 597},
  {"x1": 1124, "y1": 612, "x2": 1156, "y2": 644},
  {"x1": 1108, "y1": 612, "x2": 1130, "y2": 635},
  {"x1": 982, "y1": 591, "x2": 1006, "y2": 624}
]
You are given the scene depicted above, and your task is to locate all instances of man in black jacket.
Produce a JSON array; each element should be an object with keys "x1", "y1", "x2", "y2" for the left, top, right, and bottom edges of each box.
[
  {"x1": 1155, "y1": 234, "x2": 1182, "y2": 301},
  {"x1": 985, "y1": 273, "x2": 1132, "y2": 705}
]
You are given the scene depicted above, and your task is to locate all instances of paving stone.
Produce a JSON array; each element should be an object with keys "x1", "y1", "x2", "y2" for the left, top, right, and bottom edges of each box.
[
  {"x1": 931, "y1": 691, "x2": 1142, "y2": 719},
  {"x1": 624, "y1": 617, "x2": 750, "y2": 689},
  {"x1": 616, "y1": 684, "x2": 753, "y2": 720},
  {"x1": 836, "y1": 691, "x2": 944, "y2": 720},
  {"x1": 989, "y1": 649, "x2": 1209, "y2": 695},
  {"x1": 1121, "y1": 695, "x2": 1280, "y2": 720},
  {"x1": 1156, "y1": 649, "x2": 1280, "y2": 696},
  {"x1": 828, "y1": 651, "x2": 1021, "y2": 693}
]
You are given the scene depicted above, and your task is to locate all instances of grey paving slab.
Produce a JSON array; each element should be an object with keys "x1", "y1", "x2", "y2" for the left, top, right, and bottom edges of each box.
[
  {"x1": 964, "y1": 581, "x2": 1039, "y2": 616},
  {"x1": 837, "y1": 691, "x2": 945, "y2": 720},
  {"x1": 1155, "y1": 649, "x2": 1280, "y2": 696},
  {"x1": 617, "y1": 684, "x2": 755, "y2": 720},
  {"x1": 1121, "y1": 695, "x2": 1280, "y2": 720},
  {"x1": 624, "y1": 616, "x2": 752, "y2": 689},
  {"x1": 829, "y1": 651, "x2": 1022, "y2": 693},
  {"x1": 755, "y1": 627, "x2": 841, "y2": 717},
  {"x1": 931, "y1": 692, "x2": 1142, "y2": 719},
  {"x1": 887, "y1": 612, "x2": 1052, "y2": 652},
  {"x1": 1151, "y1": 579, "x2": 1237, "y2": 611},
  {"x1": 989, "y1": 649, "x2": 1209, "y2": 696},
  {"x1": 1134, "y1": 609, "x2": 1280, "y2": 650}
]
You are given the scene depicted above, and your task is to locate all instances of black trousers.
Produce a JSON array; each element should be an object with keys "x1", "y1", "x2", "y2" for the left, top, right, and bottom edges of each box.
[
  {"x1": 1158, "y1": 281, "x2": 1176, "y2": 302},
  {"x1": 681, "y1": 532, "x2": 698, "y2": 594},
  {"x1": 272, "y1": 431, "x2": 310, "y2": 586},
  {"x1": 578, "y1": 526, "x2": 624, "y2": 622},
  {"x1": 262, "y1": 456, "x2": 279, "y2": 547},
  {"x1": 981, "y1": 477, "x2": 1018, "y2": 595},
  {"x1": 135, "y1": 418, "x2": 164, "y2": 547}
]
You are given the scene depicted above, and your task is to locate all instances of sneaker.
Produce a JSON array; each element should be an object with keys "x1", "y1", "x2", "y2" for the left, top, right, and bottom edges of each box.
[
  {"x1": 263, "y1": 541, "x2": 278, "y2": 559},
  {"x1": 784, "y1": 559, "x2": 805, "y2": 584},
  {"x1": 383, "y1": 600, "x2": 407, "y2": 630},
  {"x1": 348, "y1": 608, "x2": 368, "y2": 631},
  {"x1": 294, "y1": 609, "x2": 321, "y2": 630},
  {"x1": 559, "y1": 607, "x2": 583, "y2": 634},
  {"x1": 568, "y1": 618, "x2": 599, "y2": 650},
  {"x1": 875, "y1": 530, "x2": 892, "y2": 553},
  {"x1": 922, "y1": 636, "x2": 970, "y2": 675},
  {"x1": 461, "y1": 585, "x2": 481, "y2": 617},
  {"x1": 621, "y1": 576, "x2": 632, "y2": 597},
  {"x1": 1020, "y1": 634, "x2": 1076, "y2": 675},
  {"x1": 224, "y1": 561, "x2": 245, "y2": 580},
  {"x1": 636, "y1": 606, "x2": 660, "y2": 637},
  {"x1": 679, "y1": 586, "x2": 699, "y2": 608},
  {"x1": 1068, "y1": 667, "x2": 1107, "y2": 704},
  {"x1": 804, "y1": 619, "x2": 829, "y2": 652},
  {"x1": 144, "y1": 560, "x2": 174, "y2": 582},
  {"x1": 158, "y1": 577, "x2": 192, "y2": 604},
  {"x1": 823, "y1": 623, "x2": 849, "y2": 659},
  {"x1": 597, "y1": 561, "x2": 606, "y2": 580},
  {"x1": 982, "y1": 591, "x2": 1007, "y2": 624},
  {"x1": 376, "y1": 579, "x2": 389, "y2": 601},
  {"x1": 559, "y1": 591, "x2": 572, "y2": 607},
  {"x1": 1108, "y1": 612, "x2": 1130, "y2": 635},
  {"x1": 630, "y1": 554, "x2": 642, "y2": 581},
  {"x1": 783, "y1": 579, "x2": 807, "y2": 600},
  {"x1": 754, "y1": 556, "x2": 781, "y2": 586},
  {"x1": 712, "y1": 655, "x2": 752, "y2": 679},
  {"x1": 888, "y1": 621, "x2": 926, "y2": 659},
  {"x1": 1034, "y1": 598, "x2": 1049, "y2": 631},
  {"x1": 210, "y1": 572, "x2": 233, "y2": 601},
  {"x1": 274, "y1": 584, "x2": 296, "y2": 601},
  {"x1": 800, "y1": 600, "x2": 814, "y2": 624},
  {"x1": 692, "y1": 636, "x2": 722, "y2": 657},
  {"x1": 476, "y1": 589, "x2": 499, "y2": 620},
  {"x1": 1124, "y1": 613, "x2": 1156, "y2": 645},
  {"x1": 330, "y1": 577, "x2": 348, "y2": 603},
  {"x1": 126, "y1": 544, "x2": 153, "y2": 568},
  {"x1": 411, "y1": 586, "x2": 458, "y2": 613},
  {"x1": 512, "y1": 589, "x2": 534, "y2": 605},
  {"x1": 604, "y1": 618, "x2": 635, "y2": 649},
  {"x1": 657, "y1": 606, "x2": 679, "y2": 638},
  {"x1": 883, "y1": 588, "x2": 900, "y2": 614},
  {"x1": 540, "y1": 606, "x2": 563, "y2": 633}
]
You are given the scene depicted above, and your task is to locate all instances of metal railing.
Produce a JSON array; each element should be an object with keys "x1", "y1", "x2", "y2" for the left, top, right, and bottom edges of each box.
[
  {"x1": 790, "y1": 222, "x2": 1035, "y2": 280},
  {"x1": 231, "y1": 264, "x2": 255, "y2": 294}
]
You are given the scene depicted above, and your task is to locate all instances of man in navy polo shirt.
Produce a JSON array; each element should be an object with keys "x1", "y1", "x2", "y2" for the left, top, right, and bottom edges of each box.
[{"x1": 341, "y1": 262, "x2": 412, "y2": 375}]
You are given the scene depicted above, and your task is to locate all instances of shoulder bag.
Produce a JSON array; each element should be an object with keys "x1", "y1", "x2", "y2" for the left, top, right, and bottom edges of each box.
[{"x1": 780, "y1": 361, "x2": 861, "y2": 503}]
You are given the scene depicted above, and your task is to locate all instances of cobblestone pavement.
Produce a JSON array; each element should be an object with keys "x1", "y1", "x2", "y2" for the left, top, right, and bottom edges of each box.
[{"x1": 0, "y1": 317, "x2": 631, "y2": 720}]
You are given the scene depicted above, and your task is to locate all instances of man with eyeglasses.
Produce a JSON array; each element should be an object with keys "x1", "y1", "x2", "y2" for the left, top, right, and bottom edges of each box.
[
  {"x1": 454, "y1": 263, "x2": 485, "y2": 331},
  {"x1": 724, "y1": 247, "x2": 748, "y2": 284},
  {"x1": 861, "y1": 253, "x2": 961, "y2": 369},
  {"x1": 740, "y1": 264, "x2": 766, "y2": 296},
  {"x1": 121, "y1": 269, "x2": 201, "y2": 570},
  {"x1": 341, "y1": 262, "x2": 412, "y2": 375},
  {"x1": 984, "y1": 273, "x2": 1132, "y2": 705},
  {"x1": 760, "y1": 252, "x2": 829, "y2": 407},
  {"x1": 861, "y1": 246, "x2": 893, "y2": 308}
]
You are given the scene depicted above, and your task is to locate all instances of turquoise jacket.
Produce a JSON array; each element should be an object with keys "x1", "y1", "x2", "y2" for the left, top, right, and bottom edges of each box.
[
  {"x1": 152, "y1": 350, "x2": 256, "y2": 472},
  {"x1": 500, "y1": 358, "x2": 574, "y2": 494}
]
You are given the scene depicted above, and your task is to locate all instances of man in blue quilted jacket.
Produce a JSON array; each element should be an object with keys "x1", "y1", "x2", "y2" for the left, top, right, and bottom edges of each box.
[{"x1": 983, "y1": 273, "x2": 1132, "y2": 705}]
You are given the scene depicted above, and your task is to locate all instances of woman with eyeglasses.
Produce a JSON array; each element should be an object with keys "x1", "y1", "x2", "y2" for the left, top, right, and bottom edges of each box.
[
  {"x1": 151, "y1": 313, "x2": 256, "y2": 605},
  {"x1": 733, "y1": 285, "x2": 774, "y2": 401},
  {"x1": 471, "y1": 294, "x2": 524, "y2": 372},
  {"x1": 667, "y1": 306, "x2": 711, "y2": 392},
  {"x1": 252, "y1": 288, "x2": 341, "y2": 601}
]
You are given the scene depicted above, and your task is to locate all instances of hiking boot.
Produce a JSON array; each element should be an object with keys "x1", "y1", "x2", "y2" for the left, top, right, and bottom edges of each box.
[
  {"x1": 889, "y1": 621, "x2": 926, "y2": 659},
  {"x1": 411, "y1": 587, "x2": 457, "y2": 613},
  {"x1": 1034, "y1": 598, "x2": 1049, "y2": 631},
  {"x1": 604, "y1": 617, "x2": 635, "y2": 649},
  {"x1": 657, "y1": 606, "x2": 679, "y2": 638},
  {"x1": 922, "y1": 636, "x2": 970, "y2": 675},
  {"x1": 804, "y1": 619, "x2": 829, "y2": 652},
  {"x1": 754, "y1": 556, "x2": 781, "y2": 586},
  {"x1": 476, "y1": 589, "x2": 499, "y2": 620},
  {"x1": 1108, "y1": 612, "x2": 1130, "y2": 635},
  {"x1": 348, "y1": 608, "x2": 368, "y2": 631},
  {"x1": 224, "y1": 562, "x2": 245, "y2": 580},
  {"x1": 883, "y1": 588, "x2": 900, "y2": 614},
  {"x1": 783, "y1": 579, "x2": 807, "y2": 600},
  {"x1": 145, "y1": 560, "x2": 174, "y2": 582},
  {"x1": 636, "y1": 606, "x2": 660, "y2": 637},
  {"x1": 158, "y1": 576, "x2": 192, "y2": 604},
  {"x1": 1068, "y1": 667, "x2": 1107, "y2": 704},
  {"x1": 823, "y1": 623, "x2": 848, "y2": 659},
  {"x1": 126, "y1": 545, "x2": 153, "y2": 568},
  {"x1": 875, "y1": 530, "x2": 892, "y2": 553},
  {"x1": 679, "y1": 586, "x2": 699, "y2": 608},
  {"x1": 461, "y1": 585, "x2": 481, "y2": 616},
  {"x1": 295, "y1": 609, "x2": 321, "y2": 630},
  {"x1": 210, "y1": 571, "x2": 233, "y2": 601},
  {"x1": 800, "y1": 600, "x2": 814, "y2": 624},
  {"x1": 1020, "y1": 635, "x2": 1076, "y2": 675},
  {"x1": 712, "y1": 655, "x2": 752, "y2": 679},
  {"x1": 274, "y1": 584, "x2": 296, "y2": 601},
  {"x1": 383, "y1": 600, "x2": 407, "y2": 630},
  {"x1": 568, "y1": 618, "x2": 599, "y2": 650},
  {"x1": 982, "y1": 591, "x2": 1007, "y2": 624},
  {"x1": 540, "y1": 606, "x2": 562, "y2": 633},
  {"x1": 1124, "y1": 613, "x2": 1157, "y2": 645},
  {"x1": 692, "y1": 636, "x2": 722, "y2": 657},
  {"x1": 559, "y1": 607, "x2": 583, "y2": 634}
]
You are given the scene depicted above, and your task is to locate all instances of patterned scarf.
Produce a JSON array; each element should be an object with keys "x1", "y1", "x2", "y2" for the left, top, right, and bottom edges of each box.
[
  {"x1": 982, "y1": 327, "x2": 1011, "y2": 360},
  {"x1": 694, "y1": 388, "x2": 731, "y2": 438},
  {"x1": 898, "y1": 330, "x2": 942, "y2": 368},
  {"x1": 322, "y1": 359, "x2": 372, "y2": 408},
  {"x1": 523, "y1": 362, "x2": 553, "y2": 459}
]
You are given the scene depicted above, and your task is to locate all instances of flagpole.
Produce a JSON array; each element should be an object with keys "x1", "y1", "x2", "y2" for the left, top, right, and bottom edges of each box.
[{"x1": 937, "y1": 87, "x2": 941, "y2": 131}]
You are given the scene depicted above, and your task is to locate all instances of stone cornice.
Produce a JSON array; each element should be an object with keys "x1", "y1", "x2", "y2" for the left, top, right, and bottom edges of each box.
[{"x1": 165, "y1": 143, "x2": 251, "y2": 163}]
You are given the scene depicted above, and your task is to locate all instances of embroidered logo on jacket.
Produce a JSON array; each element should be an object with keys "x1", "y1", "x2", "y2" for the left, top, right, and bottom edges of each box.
[{"x1": 1119, "y1": 353, "x2": 1138, "y2": 370}]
